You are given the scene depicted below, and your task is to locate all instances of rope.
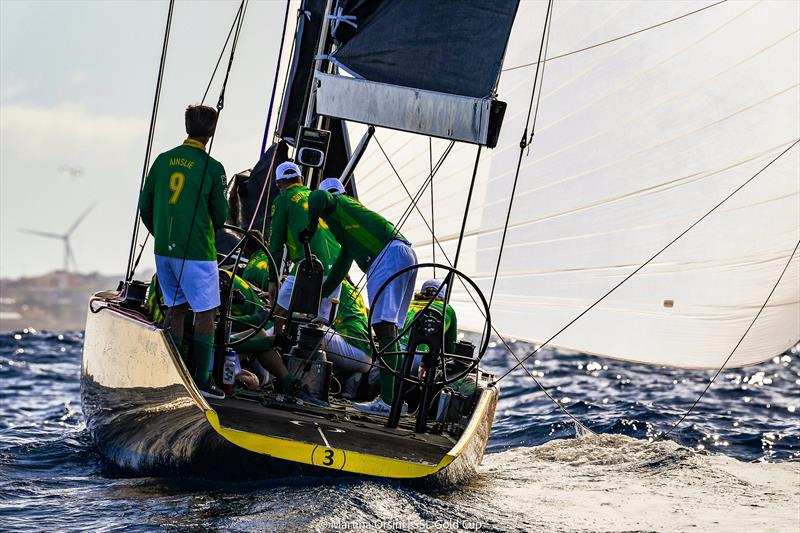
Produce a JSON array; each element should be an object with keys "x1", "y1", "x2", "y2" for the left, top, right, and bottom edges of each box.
[
  {"x1": 488, "y1": 0, "x2": 553, "y2": 307},
  {"x1": 260, "y1": 8, "x2": 301, "y2": 238},
  {"x1": 259, "y1": 0, "x2": 292, "y2": 155},
  {"x1": 373, "y1": 138, "x2": 450, "y2": 252},
  {"x1": 492, "y1": 139, "x2": 800, "y2": 385},
  {"x1": 655, "y1": 239, "x2": 800, "y2": 441},
  {"x1": 201, "y1": 0, "x2": 245, "y2": 105},
  {"x1": 503, "y1": 0, "x2": 728, "y2": 72},
  {"x1": 124, "y1": 0, "x2": 174, "y2": 282}
]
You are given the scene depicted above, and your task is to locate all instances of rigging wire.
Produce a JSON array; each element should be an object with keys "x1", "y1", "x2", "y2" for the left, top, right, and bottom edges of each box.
[
  {"x1": 259, "y1": 0, "x2": 292, "y2": 155},
  {"x1": 169, "y1": 0, "x2": 248, "y2": 310},
  {"x1": 290, "y1": 140, "x2": 457, "y2": 383},
  {"x1": 429, "y1": 137, "x2": 435, "y2": 277},
  {"x1": 124, "y1": 0, "x2": 175, "y2": 283},
  {"x1": 488, "y1": 0, "x2": 553, "y2": 307},
  {"x1": 503, "y1": 0, "x2": 728, "y2": 72},
  {"x1": 655, "y1": 239, "x2": 800, "y2": 442},
  {"x1": 374, "y1": 136, "x2": 593, "y2": 432},
  {"x1": 220, "y1": 2, "x2": 300, "y2": 250},
  {"x1": 201, "y1": 0, "x2": 246, "y2": 105},
  {"x1": 128, "y1": 0, "x2": 251, "y2": 281},
  {"x1": 492, "y1": 138, "x2": 800, "y2": 385},
  {"x1": 239, "y1": 1, "x2": 301, "y2": 240}
]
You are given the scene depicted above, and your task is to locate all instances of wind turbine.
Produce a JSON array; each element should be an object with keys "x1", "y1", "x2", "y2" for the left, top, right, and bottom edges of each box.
[{"x1": 20, "y1": 203, "x2": 97, "y2": 272}]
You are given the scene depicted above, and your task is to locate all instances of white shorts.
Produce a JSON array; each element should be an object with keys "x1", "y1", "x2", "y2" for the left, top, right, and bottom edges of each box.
[
  {"x1": 155, "y1": 255, "x2": 220, "y2": 312},
  {"x1": 366, "y1": 240, "x2": 417, "y2": 327},
  {"x1": 276, "y1": 274, "x2": 342, "y2": 322},
  {"x1": 323, "y1": 330, "x2": 372, "y2": 373}
]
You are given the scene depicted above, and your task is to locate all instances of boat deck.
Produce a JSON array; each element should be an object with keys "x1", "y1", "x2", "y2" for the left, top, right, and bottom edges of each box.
[{"x1": 208, "y1": 394, "x2": 457, "y2": 465}]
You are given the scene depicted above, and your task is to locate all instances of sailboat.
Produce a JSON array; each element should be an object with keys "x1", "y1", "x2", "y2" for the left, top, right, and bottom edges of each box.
[{"x1": 80, "y1": 0, "x2": 799, "y2": 483}]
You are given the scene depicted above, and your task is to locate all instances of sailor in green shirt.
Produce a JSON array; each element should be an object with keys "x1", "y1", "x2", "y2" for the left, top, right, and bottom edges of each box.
[
  {"x1": 323, "y1": 278, "x2": 372, "y2": 398},
  {"x1": 241, "y1": 230, "x2": 270, "y2": 290},
  {"x1": 221, "y1": 270, "x2": 268, "y2": 330},
  {"x1": 400, "y1": 279, "x2": 458, "y2": 376},
  {"x1": 138, "y1": 104, "x2": 228, "y2": 400},
  {"x1": 266, "y1": 162, "x2": 341, "y2": 331},
  {"x1": 300, "y1": 178, "x2": 418, "y2": 417}
]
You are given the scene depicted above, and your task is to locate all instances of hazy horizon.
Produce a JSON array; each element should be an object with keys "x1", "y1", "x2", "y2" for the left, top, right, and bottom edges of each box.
[{"x1": 1, "y1": 1, "x2": 287, "y2": 278}]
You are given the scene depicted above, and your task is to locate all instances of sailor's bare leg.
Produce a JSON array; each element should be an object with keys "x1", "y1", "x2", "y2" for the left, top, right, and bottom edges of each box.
[
  {"x1": 372, "y1": 321, "x2": 397, "y2": 339},
  {"x1": 193, "y1": 307, "x2": 217, "y2": 383},
  {"x1": 164, "y1": 302, "x2": 189, "y2": 347},
  {"x1": 195, "y1": 308, "x2": 215, "y2": 337},
  {"x1": 257, "y1": 347, "x2": 289, "y2": 382},
  {"x1": 267, "y1": 280, "x2": 287, "y2": 336}
]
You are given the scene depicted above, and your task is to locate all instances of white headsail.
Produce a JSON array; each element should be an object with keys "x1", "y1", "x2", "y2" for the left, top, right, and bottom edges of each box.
[{"x1": 345, "y1": 0, "x2": 800, "y2": 369}]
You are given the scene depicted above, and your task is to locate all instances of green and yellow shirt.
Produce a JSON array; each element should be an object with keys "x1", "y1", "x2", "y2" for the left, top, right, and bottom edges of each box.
[
  {"x1": 306, "y1": 190, "x2": 407, "y2": 296},
  {"x1": 139, "y1": 139, "x2": 228, "y2": 261},
  {"x1": 222, "y1": 270, "x2": 266, "y2": 327},
  {"x1": 400, "y1": 298, "x2": 458, "y2": 355},
  {"x1": 242, "y1": 249, "x2": 270, "y2": 290},
  {"x1": 267, "y1": 183, "x2": 340, "y2": 281}
]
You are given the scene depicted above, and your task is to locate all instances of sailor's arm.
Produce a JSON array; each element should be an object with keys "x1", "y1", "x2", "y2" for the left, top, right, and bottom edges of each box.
[
  {"x1": 321, "y1": 251, "x2": 353, "y2": 298},
  {"x1": 302, "y1": 189, "x2": 336, "y2": 239},
  {"x1": 208, "y1": 162, "x2": 229, "y2": 230},
  {"x1": 138, "y1": 155, "x2": 159, "y2": 234},
  {"x1": 266, "y1": 198, "x2": 288, "y2": 282}
]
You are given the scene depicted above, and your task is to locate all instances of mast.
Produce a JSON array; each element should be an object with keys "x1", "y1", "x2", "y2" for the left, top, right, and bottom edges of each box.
[{"x1": 303, "y1": 0, "x2": 334, "y2": 130}]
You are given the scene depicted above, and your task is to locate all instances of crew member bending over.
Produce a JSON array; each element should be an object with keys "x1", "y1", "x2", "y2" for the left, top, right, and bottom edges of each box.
[
  {"x1": 300, "y1": 177, "x2": 417, "y2": 416},
  {"x1": 139, "y1": 104, "x2": 228, "y2": 399}
]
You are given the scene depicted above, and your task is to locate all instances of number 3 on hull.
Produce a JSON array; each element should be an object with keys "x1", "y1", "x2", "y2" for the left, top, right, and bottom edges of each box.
[{"x1": 312, "y1": 446, "x2": 346, "y2": 470}]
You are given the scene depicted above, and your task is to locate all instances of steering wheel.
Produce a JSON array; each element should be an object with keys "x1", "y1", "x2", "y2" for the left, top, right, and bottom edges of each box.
[
  {"x1": 367, "y1": 262, "x2": 491, "y2": 387},
  {"x1": 217, "y1": 224, "x2": 279, "y2": 348}
]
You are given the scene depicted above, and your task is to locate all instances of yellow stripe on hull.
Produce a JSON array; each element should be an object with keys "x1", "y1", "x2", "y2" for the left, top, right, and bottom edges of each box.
[
  {"x1": 204, "y1": 388, "x2": 497, "y2": 479},
  {"x1": 82, "y1": 300, "x2": 496, "y2": 481}
]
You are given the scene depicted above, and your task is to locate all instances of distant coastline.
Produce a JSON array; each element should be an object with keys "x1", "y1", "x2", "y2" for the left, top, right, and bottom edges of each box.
[{"x1": 0, "y1": 270, "x2": 152, "y2": 332}]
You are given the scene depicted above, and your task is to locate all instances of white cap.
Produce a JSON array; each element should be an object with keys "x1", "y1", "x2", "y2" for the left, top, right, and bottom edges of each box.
[
  {"x1": 421, "y1": 279, "x2": 445, "y2": 299},
  {"x1": 275, "y1": 161, "x2": 302, "y2": 181},
  {"x1": 319, "y1": 177, "x2": 346, "y2": 195}
]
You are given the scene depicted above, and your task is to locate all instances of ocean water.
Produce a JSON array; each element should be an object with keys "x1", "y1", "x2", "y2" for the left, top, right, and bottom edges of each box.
[{"x1": 0, "y1": 330, "x2": 798, "y2": 532}]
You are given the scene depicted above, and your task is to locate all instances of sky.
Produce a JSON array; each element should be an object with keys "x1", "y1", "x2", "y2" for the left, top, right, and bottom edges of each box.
[{"x1": 0, "y1": 0, "x2": 288, "y2": 279}]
